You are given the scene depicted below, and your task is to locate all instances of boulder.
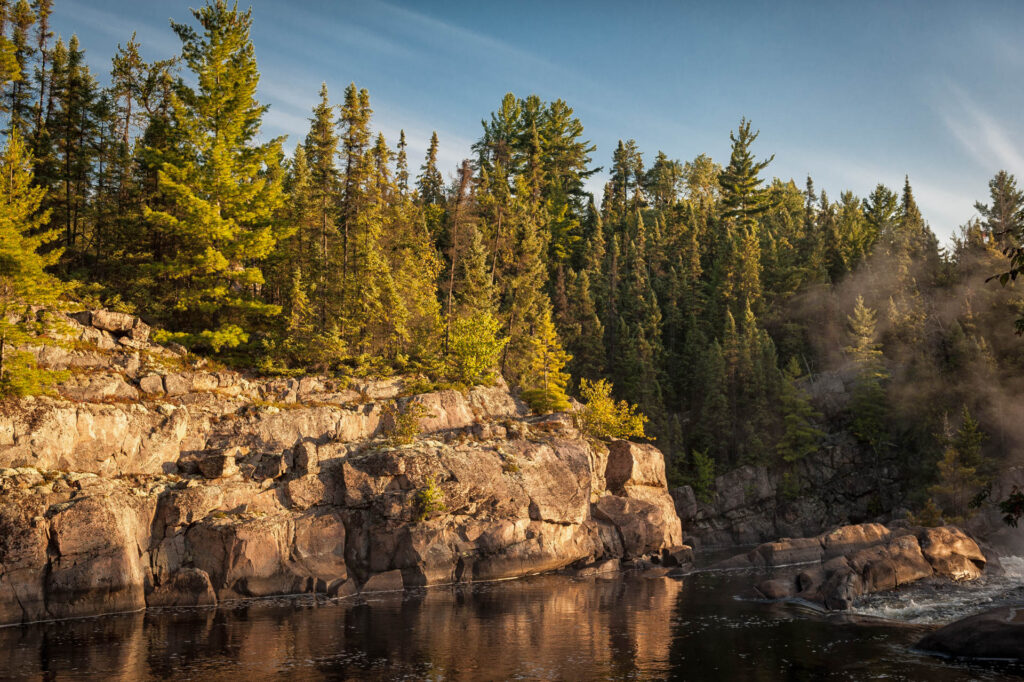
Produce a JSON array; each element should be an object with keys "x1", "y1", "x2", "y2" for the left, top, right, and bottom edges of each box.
[
  {"x1": 89, "y1": 310, "x2": 136, "y2": 334},
  {"x1": 163, "y1": 373, "x2": 192, "y2": 397},
  {"x1": 147, "y1": 568, "x2": 216, "y2": 607},
  {"x1": 129, "y1": 319, "x2": 151, "y2": 342},
  {"x1": 604, "y1": 440, "x2": 683, "y2": 548},
  {"x1": 722, "y1": 523, "x2": 987, "y2": 611},
  {"x1": 820, "y1": 523, "x2": 890, "y2": 559},
  {"x1": 411, "y1": 389, "x2": 474, "y2": 432},
  {"x1": 756, "y1": 578, "x2": 796, "y2": 600},
  {"x1": 661, "y1": 545, "x2": 694, "y2": 568},
  {"x1": 139, "y1": 374, "x2": 164, "y2": 395},
  {"x1": 362, "y1": 569, "x2": 405, "y2": 592},
  {"x1": 916, "y1": 606, "x2": 1024, "y2": 661},
  {"x1": 918, "y1": 526, "x2": 985, "y2": 581},
  {"x1": 198, "y1": 450, "x2": 240, "y2": 479},
  {"x1": 185, "y1": 515, "x2": 304, "y2": 599},
  {"x1": 753, "y1": 537, "x2": 823, "y2": 566},
  {"x1": 593, "y1": 495, "x2": 671, "y2": 557}
]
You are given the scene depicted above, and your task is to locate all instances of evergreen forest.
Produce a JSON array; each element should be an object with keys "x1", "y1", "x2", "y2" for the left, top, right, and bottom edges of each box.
[{"x1": 3, "y1": 0, "x2": 1024, "y2": 519}]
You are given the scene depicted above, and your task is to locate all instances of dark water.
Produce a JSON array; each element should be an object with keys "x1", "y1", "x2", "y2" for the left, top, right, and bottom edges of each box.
[{"x1": 2, "y1": 570, "x2": 1023, "y2": 681}]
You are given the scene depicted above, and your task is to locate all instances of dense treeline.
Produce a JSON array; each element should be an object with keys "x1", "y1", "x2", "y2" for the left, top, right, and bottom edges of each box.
[{"x1": 3, "y1": 0, "x2": 1024, "y2": 517}]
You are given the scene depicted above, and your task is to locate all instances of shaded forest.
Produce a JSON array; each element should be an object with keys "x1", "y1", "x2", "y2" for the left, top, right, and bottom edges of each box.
[{"x1": 2, "y1": 0, "x2": 1024, "y2": 520}]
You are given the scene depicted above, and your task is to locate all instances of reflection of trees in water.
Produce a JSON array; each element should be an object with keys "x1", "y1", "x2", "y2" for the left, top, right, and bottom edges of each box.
[{"x1": 0, "y1": 576, "x2": 682, "y2": 679}]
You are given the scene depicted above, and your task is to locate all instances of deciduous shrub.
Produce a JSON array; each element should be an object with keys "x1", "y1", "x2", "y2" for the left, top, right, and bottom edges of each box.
[{"x1": 577, "y1": 378, "x2": 647, "y2": 439}]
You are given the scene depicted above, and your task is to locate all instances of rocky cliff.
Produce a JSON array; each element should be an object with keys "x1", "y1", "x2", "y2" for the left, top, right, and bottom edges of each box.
[
  {"x1": 672, "y1": 370, "x2": 911, "y2": 547},
  {"x1": 0, "y1": 310, "x2": 685, "y2": 625},
  {"x1": 672, "y1": 439, "x2": 903, "y2": 548}
]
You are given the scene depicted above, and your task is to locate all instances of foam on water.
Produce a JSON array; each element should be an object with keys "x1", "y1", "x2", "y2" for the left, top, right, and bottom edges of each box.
[{"x1": 849, "y1": 555, "x2": 1024, "y2": 625}]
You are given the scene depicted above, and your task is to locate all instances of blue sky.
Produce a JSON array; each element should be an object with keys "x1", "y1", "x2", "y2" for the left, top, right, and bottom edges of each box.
[{"x1": 52, "y1": 0, "x2": 1024, "y2": 241}]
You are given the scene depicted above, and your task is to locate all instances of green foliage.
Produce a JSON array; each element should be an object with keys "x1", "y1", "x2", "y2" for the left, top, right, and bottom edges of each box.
[
  {"x1": 6, "y1": 2, "x2": 1024, "y2": 536},
  {"x1": 688, "y1": 449, "x2": 716, "y2": 504},
  {"x1": 520, "y1": 307, "x2": 571, "y2": 414},
  {"x1": 446, "y1": 310, "x2": 507, "y2": 386},
  {"x1": 928, "y1": 408, "x2": 989, "y2": 521},
  {"x1": 414, "y1": 475, "x2": 445, "y2": 521},
  {"x1": 718, "y1": 117, "x2": 775, "y2": 231},
  {"x1": 0, "y1": 131, "x2": 66, "y2": 396},
  {"x1": 999, "y1": 487, "x2": 1024, "y2": 528},
  {"x1": 909, "y1": 498, "x2": 943, "y2": 528},
  {"x1": 577, "y1": 378, "x2": 647, "y2": 439},
  {"x1": 845, "y1": 296, "x2": 889, "y2": 456},
  {"x1": 143, "y1": 0, "x2": 285, "y2": 350},
  {"x1": 779, "y1": 471, "x2": 802, "y2": 501},
  {"x1": 382, "y1": 400, "x2": 433, "y2": 447},
  {"x1": 776, "y1": 357, "x2": 824, "y2": 464}
]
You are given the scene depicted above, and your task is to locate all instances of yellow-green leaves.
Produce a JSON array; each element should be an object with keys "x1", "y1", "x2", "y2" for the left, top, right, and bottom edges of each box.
[{"x1": 577, "y1": 378, "x2": 648, "y2": 440}]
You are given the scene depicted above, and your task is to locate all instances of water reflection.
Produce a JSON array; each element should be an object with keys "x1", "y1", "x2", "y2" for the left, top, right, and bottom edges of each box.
[{"x1": 1, "y1": 572, "x2": 1021, "y2": 680}]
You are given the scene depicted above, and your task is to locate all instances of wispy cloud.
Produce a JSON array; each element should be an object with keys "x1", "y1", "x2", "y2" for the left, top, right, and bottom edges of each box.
[
  {"x1": 371, "y1": 0, "x2": 589, "y2": 88},
  {"x1": 57, "y1": 0, "x2": 178, "y2": 57},
  {"x1": 942, "y1": 82, "x2": 1024, "y2": 175},
  {"x1": 261, "y1": 3, "x2": 418, "y2": 64}
]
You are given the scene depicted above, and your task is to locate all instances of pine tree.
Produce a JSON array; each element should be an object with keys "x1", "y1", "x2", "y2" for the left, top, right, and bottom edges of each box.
[
  {"x1": 952, "y1": 405, "x2": 990, "y2": 481},
  {"x1": 417, "y1": 130, "x2": 444, "y2": 205},
  {"x1": 144, "y1": 0, "x2": 285, "y2": 351},
  {"x1": 446, "y1": 308, "x2": 506, "y2": 386},
  {"x1": 929, "y1": 410, "x2": 987, "y2": 522},
  {"x1": 520, "y1": 304, "x2": 571, "y2": 414},
  {"x1": 776, "y1": 357, "x2": 824, "y2": 464},
  {"x1": 442, "y1": 159, "x2": 474, "y2": 356},
  {"x1": 975, "y1": 170, "x2": 1023, "y2": 248},
  {"x1": 387, "y1": 176, "x2": 443, "y2": 366},
  {"x1": 718, "y1": 117, "x2": 774, "y2": 232},
  {"x1": 695, "y1": 339, "x2": 730, "y2": 462},
  {"x1": 0, "y1": 130, "x2": 66, "y2": 395},
  {"x1": 3, "y1": 0, "x2": 34, "y2": 135},
  {"x1": 336, "y1": 82, "x2": 372, "y2": 328},
  {"x1": 395, "y1": 129, "x2": 409, "y2": 196},
  {"x1": 862, "y1": 183, "x2": 898, "y2": 247},
  {"x1": 304, "y1": 82, "x2": 339, "y2": 330},
  {"x1": 500, "y1": 174, "x2": 549, "y2": 383},
  {"x1": 349, "y1": 131, "x2": 403, "y2": 358},
  {"x1": 565, "y1": 268, "x2": 605, "y2": 380},
  {"x1": 29, "y1": 0, "x2": 51, "y2": 138},
  {"x1": 845, "y1": 296, "x2": 889, "y2": 459},
  {"x1": 604, "y1": 139, "x2": 643, "y2": 223},
  {"x1": 37, "y1": 35, "x2": 103, "y2": 270},
  {"x1": 643, "y1": 151, "x2": 682, "y2": 210}
]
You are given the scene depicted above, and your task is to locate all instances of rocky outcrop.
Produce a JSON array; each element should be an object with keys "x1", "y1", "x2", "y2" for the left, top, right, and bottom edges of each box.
[
  {"x1": 0, "y1": 310, "x2": 687, "y2": 625},
  {"x1": 915, "y1": 606, "x2": 1024, "y2": 661},
  {"x1": 672, "y1": 436, "x2": 903, "y2": 547},
  {"x1": 716, "y1": 522, "x2": 987, "y2": 610}
]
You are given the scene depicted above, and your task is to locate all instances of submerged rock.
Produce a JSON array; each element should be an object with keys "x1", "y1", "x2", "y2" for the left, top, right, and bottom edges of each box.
[{"x1": 916, "y1": 606, "x2": 1024, "y2": 660}]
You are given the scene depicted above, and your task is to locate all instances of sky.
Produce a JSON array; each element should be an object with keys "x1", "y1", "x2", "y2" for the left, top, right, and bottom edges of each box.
[{"x1": 50, "y1": 0, "x2": 1024, "y2": 242}]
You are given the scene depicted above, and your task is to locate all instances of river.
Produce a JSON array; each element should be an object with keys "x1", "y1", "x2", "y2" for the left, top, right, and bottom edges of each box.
[{"x1": 2, "y1": 562, "x2": 1023, "y2": 680}]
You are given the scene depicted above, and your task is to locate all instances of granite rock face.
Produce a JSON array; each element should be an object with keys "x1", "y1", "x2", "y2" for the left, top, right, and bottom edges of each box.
[
  {"x1": 672, "y1": 437, "x2": 903, "y2": 548},
  {"x1": 0, "y1": 310, "x2": 687, "y2": 625}
]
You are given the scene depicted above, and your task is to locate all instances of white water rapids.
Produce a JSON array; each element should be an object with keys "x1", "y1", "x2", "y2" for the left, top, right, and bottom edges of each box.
[{"x1": 849, "y1": 555, "x2": 1024, "y2": 625}]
